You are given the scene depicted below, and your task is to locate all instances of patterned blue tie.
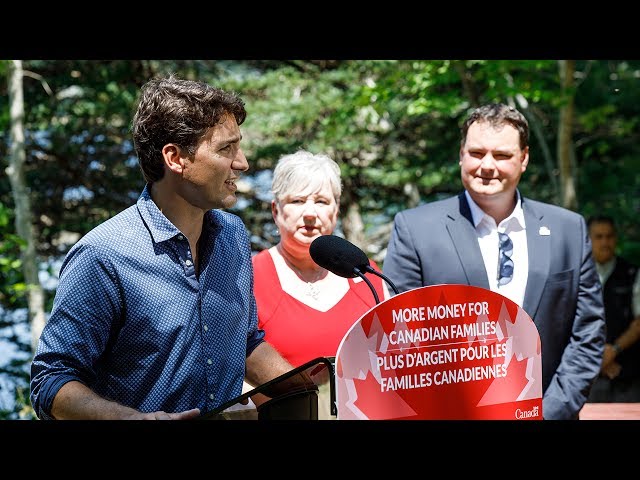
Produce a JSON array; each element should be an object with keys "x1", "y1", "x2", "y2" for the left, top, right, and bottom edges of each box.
[{"x1": 497, "y1": 232, "x2": 514, "y2": 286}]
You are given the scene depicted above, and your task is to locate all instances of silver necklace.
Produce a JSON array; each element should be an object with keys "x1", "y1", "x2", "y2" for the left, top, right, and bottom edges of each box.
[
  {"x1": 303, "y1": 279, "x2": 321, "y2": 300},
  {"x1": 281, "y1": 251, "x2": 324, "y2": 300},
  {"x1": 291, "y1": 264, "x2": 324, "y2": 300}
]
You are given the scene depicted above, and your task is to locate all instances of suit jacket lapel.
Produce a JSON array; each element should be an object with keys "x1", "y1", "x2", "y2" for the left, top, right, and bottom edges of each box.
[
  {"x1": 522, "y1": 198, "x2": 551, "y2": 321},
  {"x1": 446, "y1": 193, "x2": 491, "y2": 289}
]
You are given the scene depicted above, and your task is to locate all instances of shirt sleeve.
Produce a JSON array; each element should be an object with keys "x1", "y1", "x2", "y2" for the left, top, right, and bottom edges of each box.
[
  {"x1": 244, "y1": 230, "x2": 265, "y2": 357},
  {"x1": 246, "y1": 293, "x2": 266, "y2": 356},
  {"x1": 30, "y1": 243, "x2": 123, "y2": 419}
]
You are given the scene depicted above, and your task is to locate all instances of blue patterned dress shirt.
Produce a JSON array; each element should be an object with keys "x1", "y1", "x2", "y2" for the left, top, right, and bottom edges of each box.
[{"x1": 30, "y1": 185, "x2": 265, "y2": 419}]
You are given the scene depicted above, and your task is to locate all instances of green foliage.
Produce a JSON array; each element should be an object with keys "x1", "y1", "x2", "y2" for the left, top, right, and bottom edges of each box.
[
  {"x1": 573, "y1": 61, "x2": 640, "y2": 264},
  {"x1": 0, "y1": 203, "x2": 26, "y2": 308},
  {"x1": 1, "y1": 56, "x2": 638, "y2": 280},
  {"x1": 2, "y1": 58, "x2": 628, "y2": 262}
]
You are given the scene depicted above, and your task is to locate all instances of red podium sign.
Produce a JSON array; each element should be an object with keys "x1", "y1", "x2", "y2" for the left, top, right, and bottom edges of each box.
[{"x1": 335, "y1": 284, "x2": 543, "y2": 420}]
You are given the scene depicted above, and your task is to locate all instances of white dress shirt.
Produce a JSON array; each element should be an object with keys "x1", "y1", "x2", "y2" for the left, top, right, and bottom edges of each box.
[{"x1": 465, "y1": 190, "x2": 529, "y2": 307}]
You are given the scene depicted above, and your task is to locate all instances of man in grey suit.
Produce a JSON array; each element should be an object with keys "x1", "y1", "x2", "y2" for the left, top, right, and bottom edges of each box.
[{"x1": 382, "y1": 103, "x2": 605, "y2": 420}]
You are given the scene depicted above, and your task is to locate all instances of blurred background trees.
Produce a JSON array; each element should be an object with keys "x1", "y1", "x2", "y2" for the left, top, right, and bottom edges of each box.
[{"x1": 1, "y1": 59, "x2": 638, "y2": 418}]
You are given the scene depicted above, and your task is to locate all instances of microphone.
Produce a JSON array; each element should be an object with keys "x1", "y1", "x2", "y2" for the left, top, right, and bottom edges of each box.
[{"x1": 309, "y1": 235, "x2": 400, "y2": 304}]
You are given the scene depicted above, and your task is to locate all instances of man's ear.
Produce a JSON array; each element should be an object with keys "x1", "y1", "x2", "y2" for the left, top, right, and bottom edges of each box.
[
  {"x1": 162, "y1": 144, "x2": 184, "y2": 174},
  {"x1": 521, "y1": 146, "x2": 530, "y2": 172}
]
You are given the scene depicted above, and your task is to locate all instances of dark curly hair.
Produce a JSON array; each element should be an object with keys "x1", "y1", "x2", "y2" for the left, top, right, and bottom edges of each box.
[{"x1": 132, "y1": 73, "x2": 247, "y2": 184}]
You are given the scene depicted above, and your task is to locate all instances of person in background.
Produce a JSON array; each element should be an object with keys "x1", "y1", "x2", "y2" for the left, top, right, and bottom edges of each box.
[
  {"x1": 29, "y1": 74, "x2": 299, "y2": 420},
  {"x1": 382, "y1": 102, "x2": 606, "y2": 420},
  {"x1": 586, "y1": 215, "x2": 640, "y2": 402},
  {"x1": 252, "y1": 149, "x2": 389, "y2": 368}
]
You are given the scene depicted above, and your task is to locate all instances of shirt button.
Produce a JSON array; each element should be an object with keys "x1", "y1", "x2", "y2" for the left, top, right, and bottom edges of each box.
[
  {"x1": 203, "y1": 325, "x2": 208, "y2": 331},
  {"x1": 177, "y1": 235, "x2": 184, "y2": 241},
  {"x1": 209, "y1": 394, "x2": 214, "y2": 400},
  {"x1": 185, "y1": 259, "x2": 193, "y2": 266},
  {"x1": 207, "y1": 359, "x2": 212, "y2": 365}
]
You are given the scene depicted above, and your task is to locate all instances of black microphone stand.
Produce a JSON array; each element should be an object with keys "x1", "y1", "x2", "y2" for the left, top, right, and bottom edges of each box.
[
  {"x1": 353, "y1": 267, "x2": 380, "y2": 304},
  {"x1": 363, "y1": 266, "x2": 400, "y2": 295}
]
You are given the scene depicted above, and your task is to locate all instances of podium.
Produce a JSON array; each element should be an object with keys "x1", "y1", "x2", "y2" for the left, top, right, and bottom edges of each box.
[
  {"x1": 334, "y1": 284, "x2": 543, "y2": 419},
  {"x1": 200, "y1": 284, "x2": 543, "y2": 420},
  {"x1": 200, "y1": 356, "x2": 336, "y2": 420}
]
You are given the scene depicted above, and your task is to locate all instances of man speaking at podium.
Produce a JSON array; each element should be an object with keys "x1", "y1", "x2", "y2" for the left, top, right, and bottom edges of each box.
[
  {"x1": 30, "y1": 75, "x2": 297, "y2": 420},
  {"x1": 383, "y1": 103, "x2": 606, "y2": 420}
]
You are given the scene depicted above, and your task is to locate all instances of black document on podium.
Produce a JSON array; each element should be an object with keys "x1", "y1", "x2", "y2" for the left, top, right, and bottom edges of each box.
[{"x1": 199, "y1": 356, "x2": 336, "y2": 420}]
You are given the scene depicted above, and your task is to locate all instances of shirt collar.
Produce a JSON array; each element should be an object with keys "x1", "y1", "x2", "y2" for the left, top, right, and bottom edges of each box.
[
  {"x1": 596, "y1": 257, "x2": 616, "y2": 284},
  {"x1": 136, "y1": 184, "x2": 221, "y2": 244},
  {"x1": 465, "y1": 189, "x2": 525, "y2": 231},
  {"x1": 137, "y1": 184, "x2": 181, "y2": 244}
]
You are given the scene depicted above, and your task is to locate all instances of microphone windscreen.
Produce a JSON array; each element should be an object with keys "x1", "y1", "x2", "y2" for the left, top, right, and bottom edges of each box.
[{"x1": 309, "y1": 235, "x2": 370, "y2": 278}]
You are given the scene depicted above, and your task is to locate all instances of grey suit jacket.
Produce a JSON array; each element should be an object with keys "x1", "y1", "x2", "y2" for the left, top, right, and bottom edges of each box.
[{"x1": 382, "y1": 191, "x2": 606, "y2": 420}]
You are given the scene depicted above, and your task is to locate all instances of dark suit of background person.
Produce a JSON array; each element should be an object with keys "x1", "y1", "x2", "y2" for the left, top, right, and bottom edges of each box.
[
  {"x1": 586, "y1": 215, "x2": 640, "y2": 403},
  {"x1": 382, "y1": 103, "x2": 606, "y2": 420}
]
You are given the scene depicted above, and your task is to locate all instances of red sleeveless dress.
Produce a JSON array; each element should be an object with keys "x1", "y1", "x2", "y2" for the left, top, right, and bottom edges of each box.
[{"x1": 252, "y1": 249, "x2": 386, "y2": 367}]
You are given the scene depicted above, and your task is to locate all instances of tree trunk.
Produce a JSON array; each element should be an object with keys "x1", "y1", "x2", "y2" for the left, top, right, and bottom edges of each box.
[
  {"x1": 6, "y1": 60, "x2": 46, "y2": 353},
  {"x1": 557, "y1": 60, "x2": 577, "y2": 210},
  {"x1": 514, "y1": 95, "x2": 560, "y2": 204},
  {"x1": 341, "y1": 199, "x2": 366, "y2": 251}
]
